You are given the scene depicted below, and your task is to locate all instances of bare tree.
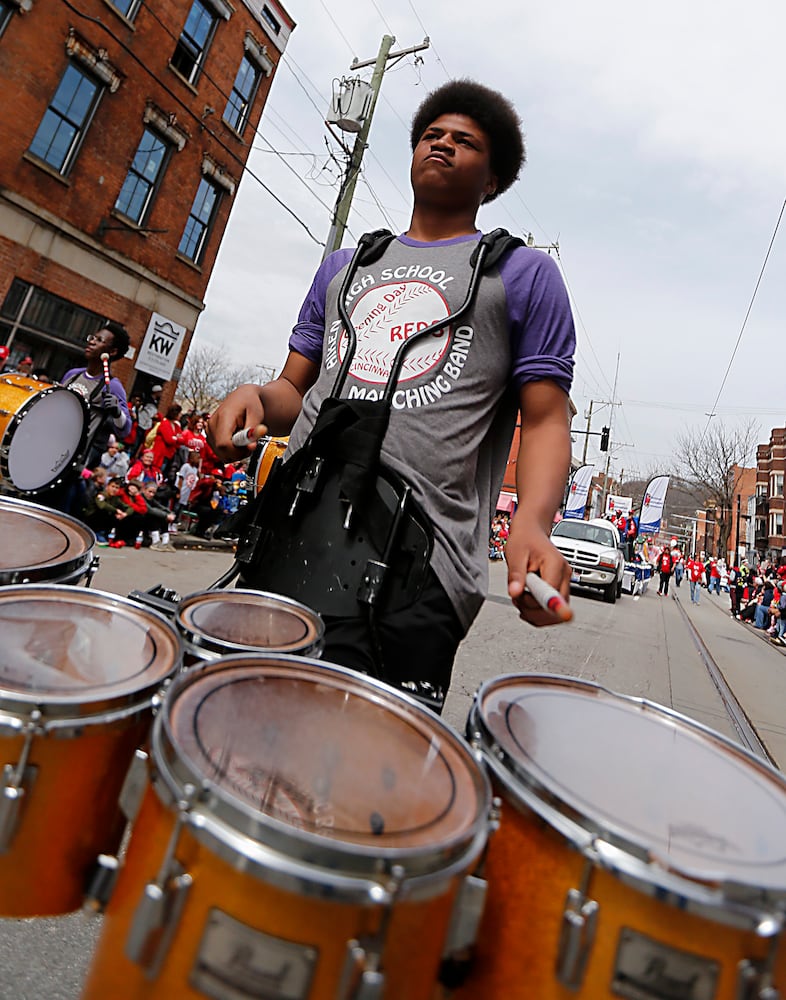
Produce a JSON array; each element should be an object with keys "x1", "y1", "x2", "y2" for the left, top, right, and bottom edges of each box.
[
  {"x1": 674, "y1": 418, "x2": 759, "y2": 557},
  {"x1": 176, "y1": 343, "x2": 271, "y2": 413}
]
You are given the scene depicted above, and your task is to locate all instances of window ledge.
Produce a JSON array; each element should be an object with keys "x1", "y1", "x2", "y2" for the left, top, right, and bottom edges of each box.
[
  {"x1": 167, "y1": 64, "x2": 199, "y2": 96},
  {"x1": 104, "y1": 209, "x2": 151, "y2": 237},
  {"x1": 22, "y1": 151, "x2": 71, "y2": 186},
  {"x1": 221, "y1": 117, "x2": 246, "y2": 141},
  {"x1": 175, "y1": 251, "x2": 202, "y2": 272}
]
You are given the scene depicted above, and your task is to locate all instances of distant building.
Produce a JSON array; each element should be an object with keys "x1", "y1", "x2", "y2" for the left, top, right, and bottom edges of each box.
[
  {"x1": 755, "y1": 428, "x2": 786, "y2": 561},
  {"x1": 0, "y1": 0, "x2": 293, "y2": 401}
]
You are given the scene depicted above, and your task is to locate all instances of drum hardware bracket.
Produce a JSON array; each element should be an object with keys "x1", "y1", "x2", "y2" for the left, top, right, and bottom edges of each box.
[
  {"x1": 83, "y1": 853, "x2": 120, "y2": 913},
  {"x1": 737, "y1": 948, "x2": 782, "y2": 999},
  {"x1": 119, "y1": 748, "x2": 150, "y2": 824},
  {"x1": 0, "y1": 708, "x2": 41, "y2": 854},
  {"x1": 337, "y1": 864, "x2": 405, "y2": 1000},
  {"x1": 289, "y1": 456, "x2": 325, "y2": 518},
  {"x1": 357, "y1": 485, "x2": 412, "y2": 609},
  {"x1": 440, "y1": 873, "x2": 488, "y2": 969},
  {"x1": 126, "y1": 783, "x2": 198, "y2": 978},
  {"x1": 557, "y1": 857, "x2": 599, "y2": 991}
]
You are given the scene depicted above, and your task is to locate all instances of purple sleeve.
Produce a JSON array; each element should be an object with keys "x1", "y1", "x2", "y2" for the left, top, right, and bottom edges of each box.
[
  {"x1": 499, "y1": 248, "x2": 575, "y2": 394},
  {"x1": 288, "y1": 249, "x2": 354, "y2": 361},
  {"x1": 109, "y1": 376, "x2": 132, "y2": 438}
]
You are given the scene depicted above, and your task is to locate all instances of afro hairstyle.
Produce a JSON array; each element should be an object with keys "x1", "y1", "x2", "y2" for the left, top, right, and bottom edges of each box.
[{"x1": 410, "y1": 79, "x2": 525, "y2": 202}]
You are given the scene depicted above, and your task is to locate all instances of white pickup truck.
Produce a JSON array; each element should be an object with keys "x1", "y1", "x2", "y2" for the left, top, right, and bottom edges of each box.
[{"x1": 551, "y1": 517, "x2": 626, "y2": 604}]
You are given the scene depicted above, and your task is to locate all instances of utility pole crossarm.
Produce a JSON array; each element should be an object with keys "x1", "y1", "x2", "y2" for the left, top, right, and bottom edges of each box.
[{"x1": 350, "y1": 37, "x2": 430, "y2": 70}]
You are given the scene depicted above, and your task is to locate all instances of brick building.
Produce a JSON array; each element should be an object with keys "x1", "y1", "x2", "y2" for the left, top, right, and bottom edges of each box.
[
  {"x1": 0, "y1": 0, "x2": 292, "y2": 402},
  {"x1": 755, "y1": 427, "x2": 786, "y2": 561}
]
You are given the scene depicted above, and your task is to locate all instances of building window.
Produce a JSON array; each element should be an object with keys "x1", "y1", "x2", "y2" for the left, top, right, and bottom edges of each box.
[
  {"x1": 178, "y1": 178, "x2": 221, "y2": 263},
  {"x1": 261, "y1": 4, "x2": 280, "y2": 34},
  {"x1": 770, "y1": 511, "x2": 783, "y2": 537},
  {"x1": 0, "y1": 0, "x2": 14, "y2": 37},
  {"x1": 107, "y1": 0, "x2": 141, "y2": 18},
  {"x1": 28, "y1": 64, "x2": 102, "y2": 174},
  {"x1": 114, "y1": 128, "x2": 170, "y2": 224},
  {"x1": 171, "y1": 0, "x2": 218, "y2": 84},
  {"x1": 771, "y1": 473, "x2": 784, "y2": 498},
  {"x1": 223, "y1": 55, "x2": 261, "y2": 134}
]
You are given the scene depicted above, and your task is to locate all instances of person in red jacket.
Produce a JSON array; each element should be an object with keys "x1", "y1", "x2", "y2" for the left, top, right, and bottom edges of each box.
[
  {"x1": 657, "y1": 545, "x2": 673, "y2": 596},
  {"x1": 686, "y1": 555, "x2": 705, "y2": 605},
  {"x1": 151, "y1": 404, "x2": 184, "y2": 479}
]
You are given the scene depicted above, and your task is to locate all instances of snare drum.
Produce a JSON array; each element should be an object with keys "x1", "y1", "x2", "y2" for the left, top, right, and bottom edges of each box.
[
  {"x1": 0, "y1": 373, "x2": 86, "y2": 494},
  {"x1": 0, "y1": 585, "x2": 181, "y2": 916},
  {"x1": 0, "y1": 495, "x2": 96, "y2": 585},
  {"x1": 247, "y1": 435, "x2": 288, "y2": 495},
  {"x1": 448, "y1": 674, "x2": 786, "y2": 999},
  {"x1": 176, "y1": 588, "x2": 325, "y2": 663},
  {"x1": 82, "y1": 655, "x2": 491, "y2": 1000}
]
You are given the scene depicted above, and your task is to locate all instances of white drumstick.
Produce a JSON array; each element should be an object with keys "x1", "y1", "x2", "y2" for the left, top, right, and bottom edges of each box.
[
  {"x1": 232, "y1": 424, "x2": 266, "y2": 448},
  {"x1": 525, "y1": 572, "x2": 573, "y2": 622},
  {"x1": 100, "y1": 352, "x2": 111, "y2": 387}
]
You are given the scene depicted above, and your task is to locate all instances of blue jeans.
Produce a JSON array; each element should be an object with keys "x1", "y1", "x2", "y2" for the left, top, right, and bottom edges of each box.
[
  {"x1": 754, "y1": 603, "x2": 769, "y2": 629},
  {"x1": 709, "y1": 577, "x2": 720, "y2": 594},
  {"x1": 689, "y1": 580, "x2": 701, "y2": 604}
]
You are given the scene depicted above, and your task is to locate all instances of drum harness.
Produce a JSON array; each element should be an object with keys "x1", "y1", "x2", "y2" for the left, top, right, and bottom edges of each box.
[{"x1": 209, "y1": 228, "x2": 523, "y2": 704}]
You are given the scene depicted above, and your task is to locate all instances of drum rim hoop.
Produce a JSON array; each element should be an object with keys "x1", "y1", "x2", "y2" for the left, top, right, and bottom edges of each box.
[
  {"x1": 0, "y1": 583, "x2": 182, "y2": 717},
  {"x1": 0, "y1": 495, "x2": 95, "y2": 578},
  {"x1": 0, "y1": 384, "x2": 87, "y2": 493},
  {"x1": 176, "y1": 588, "x2": 325, "y2": 656},
  {"x1": 151, "y1": 654, "x2": 492, "y2": 876},
  {"x1": 470, "y1": 672, "x2": 786, "y2": 911}
]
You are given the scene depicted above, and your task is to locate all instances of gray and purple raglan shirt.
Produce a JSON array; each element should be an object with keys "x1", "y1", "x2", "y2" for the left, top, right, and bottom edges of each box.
[{"x1": 287, "y1": 232, "x2": 576, "y2": 631}]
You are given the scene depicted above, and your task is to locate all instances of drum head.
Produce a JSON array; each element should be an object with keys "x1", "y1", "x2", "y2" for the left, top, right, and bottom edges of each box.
[
  {"x1": 0, "y1": 497, "x2": 95, "y2": 584},
  {"x1": 7, "y1": 386, "x2": 84, "y2": 492},
  {"x1": 474, "y1": 674, "x2": 786, "y2": 889},
  {"x1": 164, "y1": 657, "x2": 487, "y2": 860},
  {"x1": 176, "y1": 590, "x2": 324, "y2": 657},
  {"x1": 0, "y1": 585, "x2": 181, "y2": 713}
]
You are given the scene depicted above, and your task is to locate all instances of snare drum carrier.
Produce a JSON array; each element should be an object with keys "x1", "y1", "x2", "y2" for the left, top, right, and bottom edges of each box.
[{"x1": 231, "y1": 229, "x2": 523, "y2": 643}]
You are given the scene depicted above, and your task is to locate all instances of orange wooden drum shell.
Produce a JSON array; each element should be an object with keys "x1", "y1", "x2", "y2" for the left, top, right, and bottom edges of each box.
[
  {"x1": 0, "y1": 717, "x2": 150, "y2": 916},
  {"x1": 83, "y1": 785, "x2": 463, "y2": 1000},
  {"x1": 445, "y1": 788, "x2": 786, "y2": 999}
]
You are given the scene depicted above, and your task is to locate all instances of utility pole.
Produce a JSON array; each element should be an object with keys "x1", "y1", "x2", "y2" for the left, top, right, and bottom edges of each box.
[
  {"x1": 323, "y1": 35, "x2": 430, "y2": 259},
  {"x1": 581, "y1": 400, "x2": 594, "y2": 464},
  {"x1": 600, "y1": 353, "x2": 621, "y2": 514}
]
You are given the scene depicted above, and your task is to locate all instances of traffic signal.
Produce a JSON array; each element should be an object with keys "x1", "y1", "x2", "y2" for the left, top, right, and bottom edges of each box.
[{"x1": 600, "y1": 426, "x2": 610, "y2": 452}]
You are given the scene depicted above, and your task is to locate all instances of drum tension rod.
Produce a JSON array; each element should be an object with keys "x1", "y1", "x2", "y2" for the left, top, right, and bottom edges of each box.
[
  {"x1": 737, "y1": 937, "x2": 782, "y2": 1000},
  {"x1": 125, "y1": 782, "x2": 198, "y2": 979},
  {"x1": 337, "y1": 865, "x2": 406, "y2": 1000},
  {"x1": 0, "y1": 709, "x2": 41, "y2": 854},
  {"x1": 556, "y1": 854, "x2": 599, "y2": 991}
]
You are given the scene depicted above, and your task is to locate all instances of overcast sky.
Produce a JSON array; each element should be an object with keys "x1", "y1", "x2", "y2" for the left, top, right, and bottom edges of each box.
[{"x1": 196, "y1": 0, "x2": 786, "y2": 482}]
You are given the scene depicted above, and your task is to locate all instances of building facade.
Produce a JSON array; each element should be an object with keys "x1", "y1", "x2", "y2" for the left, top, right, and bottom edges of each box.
[
  {"x1": 0, "y1": 0, "x2": 292, "y2": 401},
  {"x1": 755, "y1": 428, "x2": 786, "y2": 561}
]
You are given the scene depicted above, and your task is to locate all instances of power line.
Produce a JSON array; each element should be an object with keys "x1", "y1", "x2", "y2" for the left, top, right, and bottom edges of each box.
[{"x1": 701, "y1": 197, "x2": 786, "y2": 438}]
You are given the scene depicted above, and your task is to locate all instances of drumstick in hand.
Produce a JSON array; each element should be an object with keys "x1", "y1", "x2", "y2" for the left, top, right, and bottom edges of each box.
[
  {"x1": 100, "y1": 352, "x2": 111, "y2": 387},
  {"x1": 525, "y1": 572, "x2": 574, "y2": 622},
  {"x1": 232, "y1": 424, "x2": 267, "y2": 448}
]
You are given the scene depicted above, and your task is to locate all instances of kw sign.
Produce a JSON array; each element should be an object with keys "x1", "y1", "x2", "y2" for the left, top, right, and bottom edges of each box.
[{"x1": 135, "y1": 312, "x2": 187, "y2": 381}]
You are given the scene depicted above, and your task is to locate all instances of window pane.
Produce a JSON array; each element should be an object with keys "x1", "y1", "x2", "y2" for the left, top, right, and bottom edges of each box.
[
  {"x1": 114, "y1": 128, "x2": 169, "y2": 223},
  {"x1": 224, "y1": 56, "x2": 258, "y2": 132},
  {"x1": 108, "y1": 0, "x2": 139, "y2": 17},
  {"x1": 29, "y1": 65, "x2": 99, "y2": 173},
  {"x1": 172, "y1": 0, "x2": 216, "y2": 82},
  {"x1": 178, "y1": 178, "x2": 220, "y2": 262}
]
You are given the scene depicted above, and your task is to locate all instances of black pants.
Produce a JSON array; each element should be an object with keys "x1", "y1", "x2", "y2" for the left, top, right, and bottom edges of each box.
[
  {"x1": 321, "y1": 570, "x2": 465, "y2": 714},
  {"x1": 658, "y1": 571, "x2": 671, "y2": 595}
]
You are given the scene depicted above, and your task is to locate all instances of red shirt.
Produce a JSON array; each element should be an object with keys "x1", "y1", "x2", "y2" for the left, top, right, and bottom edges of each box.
[{"x1": 688, "y1": 559, "x2": 705, "y2": 583}]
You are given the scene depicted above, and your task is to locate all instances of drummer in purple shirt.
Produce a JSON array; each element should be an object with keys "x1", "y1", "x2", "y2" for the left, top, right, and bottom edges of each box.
[{"x1": 209, "y1": 80, "x2": 576, "y2": 710}]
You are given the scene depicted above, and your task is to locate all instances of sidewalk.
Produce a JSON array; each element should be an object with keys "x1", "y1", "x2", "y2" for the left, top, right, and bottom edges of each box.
[{"x1": 700, "y1": 587, "x2": 786, "y2": 657}]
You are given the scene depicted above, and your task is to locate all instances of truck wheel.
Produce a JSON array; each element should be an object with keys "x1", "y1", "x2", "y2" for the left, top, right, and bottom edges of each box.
[
  {"x1": 616, "y1": 578, "x2": 623, "y2": 598},
  {"x1": 603, "y1": 580, "x2": 617, "y2": 604}
]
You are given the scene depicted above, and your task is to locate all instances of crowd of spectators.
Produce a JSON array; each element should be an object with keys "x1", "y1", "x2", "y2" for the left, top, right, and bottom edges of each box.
[
  {"x1": 69, "y1": 402, "x2": 249, "y2": 550},
  {"x1": 489, "y1": 513, "x2": 510, "y2": 560}
]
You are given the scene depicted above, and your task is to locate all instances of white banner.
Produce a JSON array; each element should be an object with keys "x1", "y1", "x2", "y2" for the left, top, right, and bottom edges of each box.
[
  {"x1": 638, "y1": 475, "x2": 671, "y2": 535},
  {"x1": 135, "y1": 312, "x2": 187, "y2": 381},
  {"x1": 605, "y1": 493, "x2": 633, "y2": 517},
  {"x1": 563, "y1": 464, "x2": 595, "y2": 520}
]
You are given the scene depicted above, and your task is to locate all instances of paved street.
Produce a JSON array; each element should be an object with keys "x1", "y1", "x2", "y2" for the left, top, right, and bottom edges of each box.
[{"x1": 1, "y1": 549, "x2": 784, "y2": 998}]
